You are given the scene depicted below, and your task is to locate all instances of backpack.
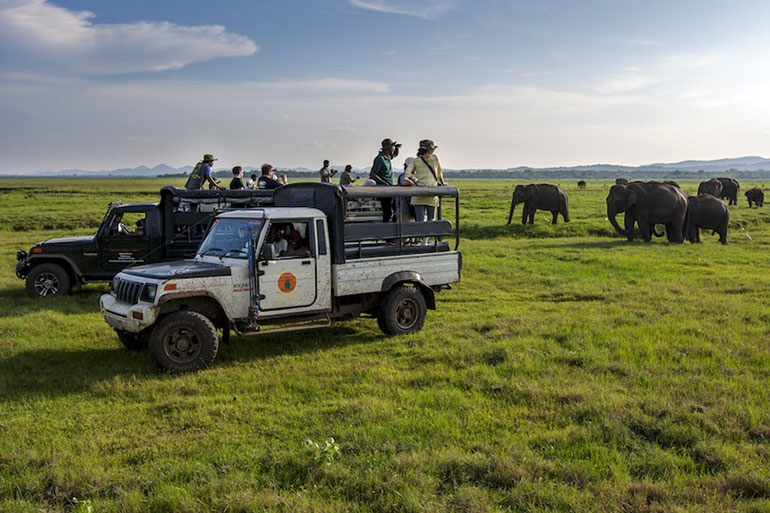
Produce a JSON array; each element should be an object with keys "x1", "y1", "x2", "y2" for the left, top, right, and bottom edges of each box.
[{"x1": 184, "y1": 161, "x2": 205, "y2": 190}]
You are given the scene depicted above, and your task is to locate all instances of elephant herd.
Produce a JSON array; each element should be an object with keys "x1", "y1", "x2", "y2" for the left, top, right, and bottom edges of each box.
[{"x1": 505, "y1": 178, "x2": 764, "y2": 245}]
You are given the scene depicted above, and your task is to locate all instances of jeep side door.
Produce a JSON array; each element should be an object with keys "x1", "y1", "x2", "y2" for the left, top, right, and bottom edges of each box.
[
  {"x1": 256, "y1": 219, "x2": 331, "y2": 314},
  {"x1": 98, "y1": 207, "x2": 159, "y2": 273}
]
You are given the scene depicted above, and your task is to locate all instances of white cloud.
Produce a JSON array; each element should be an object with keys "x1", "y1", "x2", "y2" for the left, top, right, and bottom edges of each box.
[
  {"x1": 2, "y1": 70, "x2": 770, "y2": 173},
  {"x1": 597, "y1": 71, "x2": 658, "y2": 94},
  {"x1": 0, "y1": 0, "x2": 257, "y2": 74},
  {"x1": 348, "y1": 0, "x2": 457, "y2": 20},
  {"x1": 245, "y1": 78, "x2": 390, "y2": 94},
  {"x1": 663, "y1": 53, "x2": 723, "y2": 69}
]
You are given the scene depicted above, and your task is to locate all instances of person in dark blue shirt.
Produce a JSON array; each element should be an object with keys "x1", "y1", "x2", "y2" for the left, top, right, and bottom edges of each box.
[
  {"x1": 257, "y1": 163, "x2": 285, "y2": 189},
  {"x1": 229, "y1": 166, "x2": 245, "y2": 189}
]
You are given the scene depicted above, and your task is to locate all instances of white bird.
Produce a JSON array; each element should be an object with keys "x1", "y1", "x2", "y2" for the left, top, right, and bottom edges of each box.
[{"x1": 746, "y1": 233, "x2": 753, "y2": 240}]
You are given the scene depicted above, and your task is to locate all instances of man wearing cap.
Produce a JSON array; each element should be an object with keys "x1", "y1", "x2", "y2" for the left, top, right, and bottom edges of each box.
[
  {"x1": 339, "y1": 164, "x2": 358, "y2": 186},
  {"x1": 184, "y1": 154, "x2": 221, "y2": 190},
  {"x1": 369, "y1": 138, "x2": 400, "y2": 222}
]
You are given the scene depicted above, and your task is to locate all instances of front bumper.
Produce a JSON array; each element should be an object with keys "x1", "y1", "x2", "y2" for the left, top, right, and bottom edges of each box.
[
  {"x1": 15, "y1": 260, "x2": 29, "y2": 279},
  {"x1": 100, "y1": 294, "x2": 158, "y2": 333},
  {"x1": 16, "y1": 251, "x2": 29, "y2": 279}
]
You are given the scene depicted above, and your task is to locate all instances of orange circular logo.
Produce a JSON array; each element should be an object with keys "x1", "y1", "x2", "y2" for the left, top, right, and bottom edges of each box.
[{"x1": 278, "y1": 272, "x2": 296, "y2": 293}]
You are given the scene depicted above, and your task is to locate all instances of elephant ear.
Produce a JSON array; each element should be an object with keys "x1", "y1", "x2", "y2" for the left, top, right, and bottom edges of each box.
[
  {"x1": 525, "y1": 185, "x2": 535, "y2": 199},
  {"x1": 627, "y1": 190, "x2": 637, "y2": 206}
]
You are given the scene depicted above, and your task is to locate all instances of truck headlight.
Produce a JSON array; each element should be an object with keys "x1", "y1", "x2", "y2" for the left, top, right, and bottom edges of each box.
[{"x1": 140, "y1": 284, "x2": 157, "y2": 303}]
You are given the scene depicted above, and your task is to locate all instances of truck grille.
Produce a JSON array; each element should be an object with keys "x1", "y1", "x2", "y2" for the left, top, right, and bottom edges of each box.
[{"x1": 115, "y1": 278, "x2": 143, "y2": 304}]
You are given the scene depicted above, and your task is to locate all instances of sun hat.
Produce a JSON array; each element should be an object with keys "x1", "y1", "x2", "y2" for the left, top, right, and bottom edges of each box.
[
  {"x1": 418, "y1": 139, "x2": 437, "y2": 150},
  {"x1": 381, "y1": 138, "x2": 400, "y2": 150},
  {"x1": 202, "y1": 154, "x2": 217, "y2": 162}
]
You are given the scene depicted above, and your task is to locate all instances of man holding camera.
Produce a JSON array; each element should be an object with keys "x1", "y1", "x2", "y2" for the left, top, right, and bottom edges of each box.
[{"x1": 369, "y1": 138, "x2": 401, "y2": 222}]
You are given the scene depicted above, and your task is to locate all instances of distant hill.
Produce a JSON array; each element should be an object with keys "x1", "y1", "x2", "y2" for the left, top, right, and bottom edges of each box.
[{"x1": 4, "y1": 156, "x2": 770, "y2": 178}]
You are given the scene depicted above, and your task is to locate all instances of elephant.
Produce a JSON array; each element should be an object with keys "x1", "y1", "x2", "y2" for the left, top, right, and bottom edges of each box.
[
  {"x1": 507, "y1": 184, "x2": 569, "y2": 225},
  {"x1": 686, "y1": 195, "x2": 729, "y2": 244},
  {"x1": 606, "y1": 181, "x2": 688, "y2": 242},
  {"x1": 716, "y1": 177, "x2": 740, "y2": 205},
  {"x1": 745, "y1": 187, "x2": 764, "y2": 207},
  {"x1": 698, "y1": 178, "x2": 723, "y2": 197},
  {"x1": 577, "y1": 180, "x2": 586, "y2": 190}
]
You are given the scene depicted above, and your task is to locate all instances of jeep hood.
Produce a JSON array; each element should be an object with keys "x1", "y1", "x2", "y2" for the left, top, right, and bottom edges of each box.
[
  {"x1": 121, "y1": 259, "x2": 231, "y2": 280},
  {"x1": 37, "y1": 235, "x2": 95, "y2": 251}
]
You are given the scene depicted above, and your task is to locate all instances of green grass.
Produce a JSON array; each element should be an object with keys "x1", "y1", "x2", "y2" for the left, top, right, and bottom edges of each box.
[{"x1": 2, "y1": 178, "x2": 770, "y2": 512}]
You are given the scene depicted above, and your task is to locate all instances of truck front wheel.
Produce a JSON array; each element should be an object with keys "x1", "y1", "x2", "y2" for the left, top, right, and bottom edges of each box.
[
  {"x1": 26, "y1": 263, "x2": 71, "y2": 298},
  {"x1": 149, "y1": 311, "x2": 219, "y2": 372},
  {"x1": 377, "y1": 285, "x2": 427, "y2": 336}
]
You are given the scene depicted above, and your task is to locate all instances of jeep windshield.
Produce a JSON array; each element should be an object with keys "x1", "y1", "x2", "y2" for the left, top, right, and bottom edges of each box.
[{"x1": 197, "y1": 218, "x2": 264, "y2": 259}]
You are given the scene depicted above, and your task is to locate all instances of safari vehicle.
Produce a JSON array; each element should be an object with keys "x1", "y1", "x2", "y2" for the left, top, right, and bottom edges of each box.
[
  {"x1": 100, "y1": 183, "x2": 461, "y2": 372},
  {"x1": 16, "y1": 187, "x2": 273, "y2": 297}
]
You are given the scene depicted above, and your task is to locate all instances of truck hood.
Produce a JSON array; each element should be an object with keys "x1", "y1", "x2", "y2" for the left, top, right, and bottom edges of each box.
[
  {"x1": 40, "y1": 235, "x2": 95, "y2": 248},
  {"x1": 121, "y1": 259, "x2": 231, "y2": 280},
  {"x1": 35, "y1": 235, "x2": 94, "y2": 252}
]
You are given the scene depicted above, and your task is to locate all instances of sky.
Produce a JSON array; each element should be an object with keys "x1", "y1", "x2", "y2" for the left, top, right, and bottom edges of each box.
[{"x1": 1, "y1": 0, "x2": 770, "y2": 173}]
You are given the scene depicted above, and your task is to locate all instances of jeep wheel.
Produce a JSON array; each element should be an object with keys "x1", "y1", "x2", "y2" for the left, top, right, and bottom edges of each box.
[
  {"x1": 26, "y1": 263, "x2": 71, "y2": 298},
  {"x1": 377, "y1": 285, "x2": 427, "y2": 336},
  {"x1": 116, "y1": 329, "x2": 149, "y2": 351},
  {"x1": 149, "y1": 311, "x2": 219, "y2": 372}
]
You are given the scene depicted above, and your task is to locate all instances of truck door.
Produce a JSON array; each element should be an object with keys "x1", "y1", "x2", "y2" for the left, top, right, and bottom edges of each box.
[
  {"x1": 257, "y1": 220, "x2": 319, "y2": 312},
  {"x1": 98, "y1": 208, "x2": 154, "y2": 272}
]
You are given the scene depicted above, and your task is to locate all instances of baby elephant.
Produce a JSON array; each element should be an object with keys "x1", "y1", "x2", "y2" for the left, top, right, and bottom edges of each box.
[
  {"x1": 507, "y1": 184, "x2": 569, "y2": 225},
  {"x1": 687, "y1": 195, "x2": 729, "y2": 245},
  {"x1": 745, "y1": 187, "x2": 764, "y2": 207}
]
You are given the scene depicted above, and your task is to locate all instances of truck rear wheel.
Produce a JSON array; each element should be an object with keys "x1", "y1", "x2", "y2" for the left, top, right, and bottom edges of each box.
[
  {"x1": 378, "y1": 285, "x2": 427, "y2": 336},
  {"x1": 116, "y1": 329, "x2": 149, "y2": 351},
  {"x1": 26, "y1": 263, "x2": 71, "y2": 298},
  {"x1": 149, "y1": 311, "x2": 219, "y2": 372}
]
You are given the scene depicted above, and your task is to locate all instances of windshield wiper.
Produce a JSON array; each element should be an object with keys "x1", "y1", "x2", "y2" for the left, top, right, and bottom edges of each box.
[
  {"x1": 200, "y1": 247, "x2": 224, "y2": 257},
  {"x1": 221, "y1": 248, "x2": 247, "y2": 258}
]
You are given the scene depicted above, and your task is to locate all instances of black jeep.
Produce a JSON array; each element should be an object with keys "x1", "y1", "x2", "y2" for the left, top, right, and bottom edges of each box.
[{"x1": 16, "y1": 186, "x2": 273, "y2": 297}]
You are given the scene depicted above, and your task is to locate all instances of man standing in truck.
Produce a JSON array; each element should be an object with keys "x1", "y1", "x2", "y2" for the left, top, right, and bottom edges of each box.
[
  {"x1": 319, "y1": 159, "x2": 336, "y2": 183},
  {"x1": 185, "y1": 154, "x2": 221, "y2": 190},
  {"x1": 369, "y1": 138, "x2": 400, "y2": 222}
]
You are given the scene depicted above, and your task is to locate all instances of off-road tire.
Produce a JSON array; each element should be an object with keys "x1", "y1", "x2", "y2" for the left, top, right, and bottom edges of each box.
[
  {"x1": 377, "y1": 285, "x2": 427, "y2": 336},
  {"x1": 26, "y1": 263, "x2": 71, "y2": 298},
  {"x1": 116, "y1": 329, "x2": 149, "y2": 351},
  {"x1": 149, "y1": 311, "x2": 219, "y2": 372}
]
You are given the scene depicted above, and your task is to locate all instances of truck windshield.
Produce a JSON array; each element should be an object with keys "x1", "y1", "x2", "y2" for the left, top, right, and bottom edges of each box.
[{"x1": 198, "y1": 218, "x2": 264, "y2": 259}]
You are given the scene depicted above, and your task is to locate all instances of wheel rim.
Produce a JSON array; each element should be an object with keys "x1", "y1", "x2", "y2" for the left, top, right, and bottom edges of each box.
[
  {"x1": 395, "y1": 298, "x2": 419, "y2": 330},
  {"x1": 34, "y1": 272, "x2": 59, "y2": 296},
  {"x1": 163, "y1": 326, "x2": 202, "y2": 364}
]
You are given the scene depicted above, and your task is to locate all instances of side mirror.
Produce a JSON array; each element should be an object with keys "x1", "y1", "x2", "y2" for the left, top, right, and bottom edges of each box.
[{"x1": 260, "y1": 244, "x2": 277, "y2": 261}]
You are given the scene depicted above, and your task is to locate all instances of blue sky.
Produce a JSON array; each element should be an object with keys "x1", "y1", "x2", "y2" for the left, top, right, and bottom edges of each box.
[{"x1": 1, "y1": 0, "x2": 770, "y2": 172}]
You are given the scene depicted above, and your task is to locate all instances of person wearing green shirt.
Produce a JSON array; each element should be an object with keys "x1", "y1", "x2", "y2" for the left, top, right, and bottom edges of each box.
[
  {"x1": 369, "y1": 138, "x2": 400, "y2": 221},
  {"x1": 339, "y1": 164, "x2": 358, "y2": 186}
]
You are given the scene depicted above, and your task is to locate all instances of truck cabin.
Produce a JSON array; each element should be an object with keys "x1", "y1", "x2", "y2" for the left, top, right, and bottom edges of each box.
[{"x1": 97, "y1": 203, "x2": 161, "y2": 240}]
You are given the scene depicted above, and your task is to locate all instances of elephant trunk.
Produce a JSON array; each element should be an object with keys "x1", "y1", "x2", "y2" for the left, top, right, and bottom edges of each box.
[
  {"x1": 607, "y1": 205, "x2": 627, "y2": 236},
  {"x1": 506, "y1": 198, "x2": 517, "y2": 225}
]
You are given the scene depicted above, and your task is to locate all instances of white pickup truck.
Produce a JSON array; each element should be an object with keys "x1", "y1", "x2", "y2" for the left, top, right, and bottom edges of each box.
[{"x1": 100, "y1": 183, "x2": 462, "y2": 372}]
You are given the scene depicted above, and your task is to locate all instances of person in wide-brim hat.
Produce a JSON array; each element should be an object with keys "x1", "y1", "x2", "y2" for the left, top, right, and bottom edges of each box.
[
  {"x1": 406, "y1": 139, "x2": 447, "y2": 242},
  {"x1": 201, "y1": 153, "x2": 221, "y2": 189}
]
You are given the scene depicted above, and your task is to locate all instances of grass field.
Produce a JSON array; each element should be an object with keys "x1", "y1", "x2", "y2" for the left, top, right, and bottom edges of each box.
[{"x1": 1, "y1": 178, "x2": 770, "y2": 512}]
